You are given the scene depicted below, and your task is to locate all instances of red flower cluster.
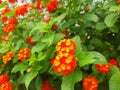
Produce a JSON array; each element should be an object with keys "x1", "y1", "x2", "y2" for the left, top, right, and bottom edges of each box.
[
  {"x1": 51, "y1": 39, "x2": 77, "y2": 75},
  {"x1": 42, "y1": 81, "x2": 56, "y2": 90},
  {"x1": 3, "y1": 23, "x2": 16, "y2": 34},
  {"x1": 61, "y1": 30, "x2": 69, "y2": 37},
  {"x1": 15, "y1": 5, "x2": 28, "y2": 16},
  {"x1": 47, "y1": 0, "x2": 58, "y2": 13},
  {"x1": 2, "y1": 51, "x2": 14, "y2": 64},
  {"x1": 0, "y1": 74, "x2": 12, "y2": 90},
  {"x1": 8, "y1": 0, "x2": 17, "y2": 3},
  {"x1": 109, "y1": 58, "x2": 118, "y2": 66},
  {"x1": 1, "y1": 7, "x2": 11, "y2": 24},
  {"x1": 18, "y1": 48, "x2": 31, "y2": 61},
  {"x1": 95, "y1": 63, "x2": 110, "y2": 74},
  {"x1": 0, "y1": 0, "x2": 2, "y2": 4},
  {"x1": 8, "y1": 17, "x2": 18, "y2": 24},
  {"x1": 82, "y1": 76, "x2": 98, "y2": 90},
  {"x1": 26, "y1": 36, "x2": 35, "y2": 46}
]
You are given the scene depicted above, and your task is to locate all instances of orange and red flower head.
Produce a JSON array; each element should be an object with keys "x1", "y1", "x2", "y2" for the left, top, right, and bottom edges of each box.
[
  {"x1": 8, "y1": 0, "x2": 17, "y2": 3},
  {"x1": 3, "y1": 23, "x2": 16, "y2": 34},
  {"x1": 0, "y1": 74, "x2": 12, "y2": 90},
  {"x1": 2, "y1": 8, "x2": 11, "y2": 16},
  {"x1": 42, "y1": 81, "x2": 56, "y2": 90},
  {"x1": 82, "y1": 76, "x2": 98, "y2": 90},
  {"x1": 15, "y1": 5, "x2": 28, "y2": 16},
  {"x1": 2, "y1": 51, "x2": 14, "y2": 64},
  {"x1": 109, "y1": 58, "x2": 118, "y2": 66},
  {"x1": 95, "y1": 63, "x2": 110, "y2": 74},
  {"x1": 51, "y1": 39, "x2": 77, "y2": 75},
  {"x1": 0, "y1": 74, "x2": 8, "y2": 84},
  {"x1": 8, "y1": 17, "x2": 18, "y2": 24},
  {"x1": 18, "y1": 48, "x2": 31, "y2": 61},
  {"x1": 47, "y1": 0, "x2": 58, "y2": 13},
  {"x1": 26, "y1": 36, "x2": 35, "y2": 46}
]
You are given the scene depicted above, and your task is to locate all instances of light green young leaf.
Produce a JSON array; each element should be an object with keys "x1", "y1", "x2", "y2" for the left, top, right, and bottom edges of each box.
[
  {"x1": 61, "y1": 70, "x2": 82, "y2": 90},
  {"x1": 109, "y1": 72, "x2": 120, "y2": 90}
]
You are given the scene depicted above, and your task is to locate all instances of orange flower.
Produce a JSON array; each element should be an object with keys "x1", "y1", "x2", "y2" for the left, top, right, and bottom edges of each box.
[
  {"x1": 3, "y1": 36, "x2": 10, "y2": 41},
  {"x1": 109, "y1": 58, "x2": 118, "y2": 66},
  {"x1": 0, "y1": 82, "x2": 12, "y2": 90},
  {"x1": 2, "y1": 51, "x2": 14, "y2": 64},
  {"x1": 47, "y1": 0, "x2": 58, "y2": 13},
  {"x1": 3, "y1": 23, "x2": 16, "y2": 34},
  {"x1": 26, "y1": 36, "x2": 35, "y2": 46},
  {"x1": 8, "y1": 17, "x2": 18, "y2": 24},
  {"x1": 15, "y1": 5, "x2": 28, "y2": 16},
  {"x1": 51, "y1": 39, "x2": 77, "y2": 75},
  {"x1": 82, "y1": 76, "x2": 98, "y2": 90},
  {"x1": 8, "y1": 0, "x2": 17, "y2": 3},
  {"x1": 0, "y1": 74, "x2": 8, "y2": 84},
  {"x1": 117, "y1": 0, "x2": 120, "y2": 3},
  {"x1": 95, "y1": 63, "x2": 110, "y2": 74},
  {"x1": 2, "y1": 7, "x2": 11, "y2": 15},
  {"x1": 18, "y1": 48, "x2": 31, "y2": 61}
]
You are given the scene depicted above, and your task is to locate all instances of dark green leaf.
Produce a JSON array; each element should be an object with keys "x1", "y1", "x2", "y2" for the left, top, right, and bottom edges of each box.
[
  {"x1": 95, "y1": 22, "x2": 106, "y2": 31},
  {"x1": 35, "y1": 76, "x2": 42, "y2": 90},
  {"x1": 25, "y1": 71, "x2": 38, "y2": 90}
]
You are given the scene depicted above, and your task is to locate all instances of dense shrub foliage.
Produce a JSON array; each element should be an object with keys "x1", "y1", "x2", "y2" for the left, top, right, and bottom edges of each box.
[{"x1": 0, "y1": 0, "x2": 120, "y2": 90}]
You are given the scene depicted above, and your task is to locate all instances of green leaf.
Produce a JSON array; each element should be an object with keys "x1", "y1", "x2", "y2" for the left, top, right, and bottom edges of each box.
[
  {"x1": 109, "y1": 6, "x2": 120, "y2": 11},
  {"x1": 82, "y1": 14, "x2": 99, "y2": 22},
  {"x1": 109, "y1": 72, "x2": 120, "y2": 90},
  {"x1": 77, "y1": 51, "x2": 107, "y2": 67},
  {"x1": 25, "y1": 71, "x2": 38, "y2": 90},
  {"x1": 37, "y1": 52, "x2": 47, "y2": 61},
  {"x1": 35, "y1": 76, "x2": 42, "y2": 90},
  {"x1": 72, "y1": 36, "x2": 82, "y2": 56},
  {"x1": 104, "y1": 13, "x2": 118, "y2": 27},
  {"x1": 42, "y1": 32, "x2": 55, "y2": 46},
  {"x1": 32, "y1": 43, "x2": 46, "y2": 53},
  {"x1": 52, "y1": 33, "x2": 65, "y2": 44},
  {"x1": 95, "y1": 22, "x2": 106, "y2": 31},
  {"x1": 61, "y1": 70, "x2": 82, "y2": 90},
  {"x1": 4, "y1": 10, "x2": 15, "y2": 17},
  {"x1": 0, "y1": 2, "x2": 7, "y2": 8},
  {"x1": 0, "y1": 47, "x2": 9, "y2": 53},
  {"x1": 11, "y1": 63, "x2": 29, "y2": 75},
  {"x1": 62, "y1": 19, "x2": 76, "y2": 29}
]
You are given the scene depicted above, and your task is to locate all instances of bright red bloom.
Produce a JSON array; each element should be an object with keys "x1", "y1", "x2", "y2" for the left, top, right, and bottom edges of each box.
[
  {"x1": 3, "y1": 23, "x2": 16, "y2": 34},
  {"x1": 47, "y1": 0, "x2": 58, "y2": 13},
  {"x1": 0, "y1": 0, "x2": 2, "y2": 4},
  {"x1": 42, "y1": 81, "x2": 56, "y2": 90},
  {"x1": 2, "y1": 16, "x2": 8, "y2": 24},
  {"x1": 82, "y1": 76, "x2": 98, "y2": 90},
  {"x1": 95, "y1": 63, "x2": 110, "y2": 74},
  {"x1": 36, "y1": 0, "x2": 43, "y2": 9},
  {"x1": 8, "y1": 0, "x2": 17, "y2": 3},
  {"x1": 8, "y1": 17, "x2": 18, "y2": 24},
  {"x1": 109, "y1": 58, "x2": 118, "y2": 66},
  {"x1": 26, "y1": 36, "x2": 35, "y2": 46},
  {"x1": 2, "y1": 51, "x2": 14, "y2": 64},
  {"x1": 0, "y1": 74, "x2": 8, "y2": 84},
  {"x1": 0, "y1": 82, "x2": 12, "y2": 90},
  {"x1": 15, "y1": 5, "x2": 28, "y2": 16},
  {"x1": 61, "y1": 30, "x2": 69, "y2": 37},
  {"x1": 18, "y1": 48, "x2": 31, "y2": 61},
  {"x1": 2, "y1": 7, "x2": 11, "y2": 15}
]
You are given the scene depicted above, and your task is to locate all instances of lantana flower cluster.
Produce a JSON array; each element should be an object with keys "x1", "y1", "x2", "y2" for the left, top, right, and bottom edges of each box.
[
  {"x1": 51, "y1": 39, "x2": 77, "y2": 75},
  {"x1": 0, "y1": 74, "x2": 12, "y2": 90},
  {"x1": 82, "y1": 76, "x2": 98, "y2": 90},
  {"x1": 42, "y1": 81, "x2": 56, "y2": 90}
]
